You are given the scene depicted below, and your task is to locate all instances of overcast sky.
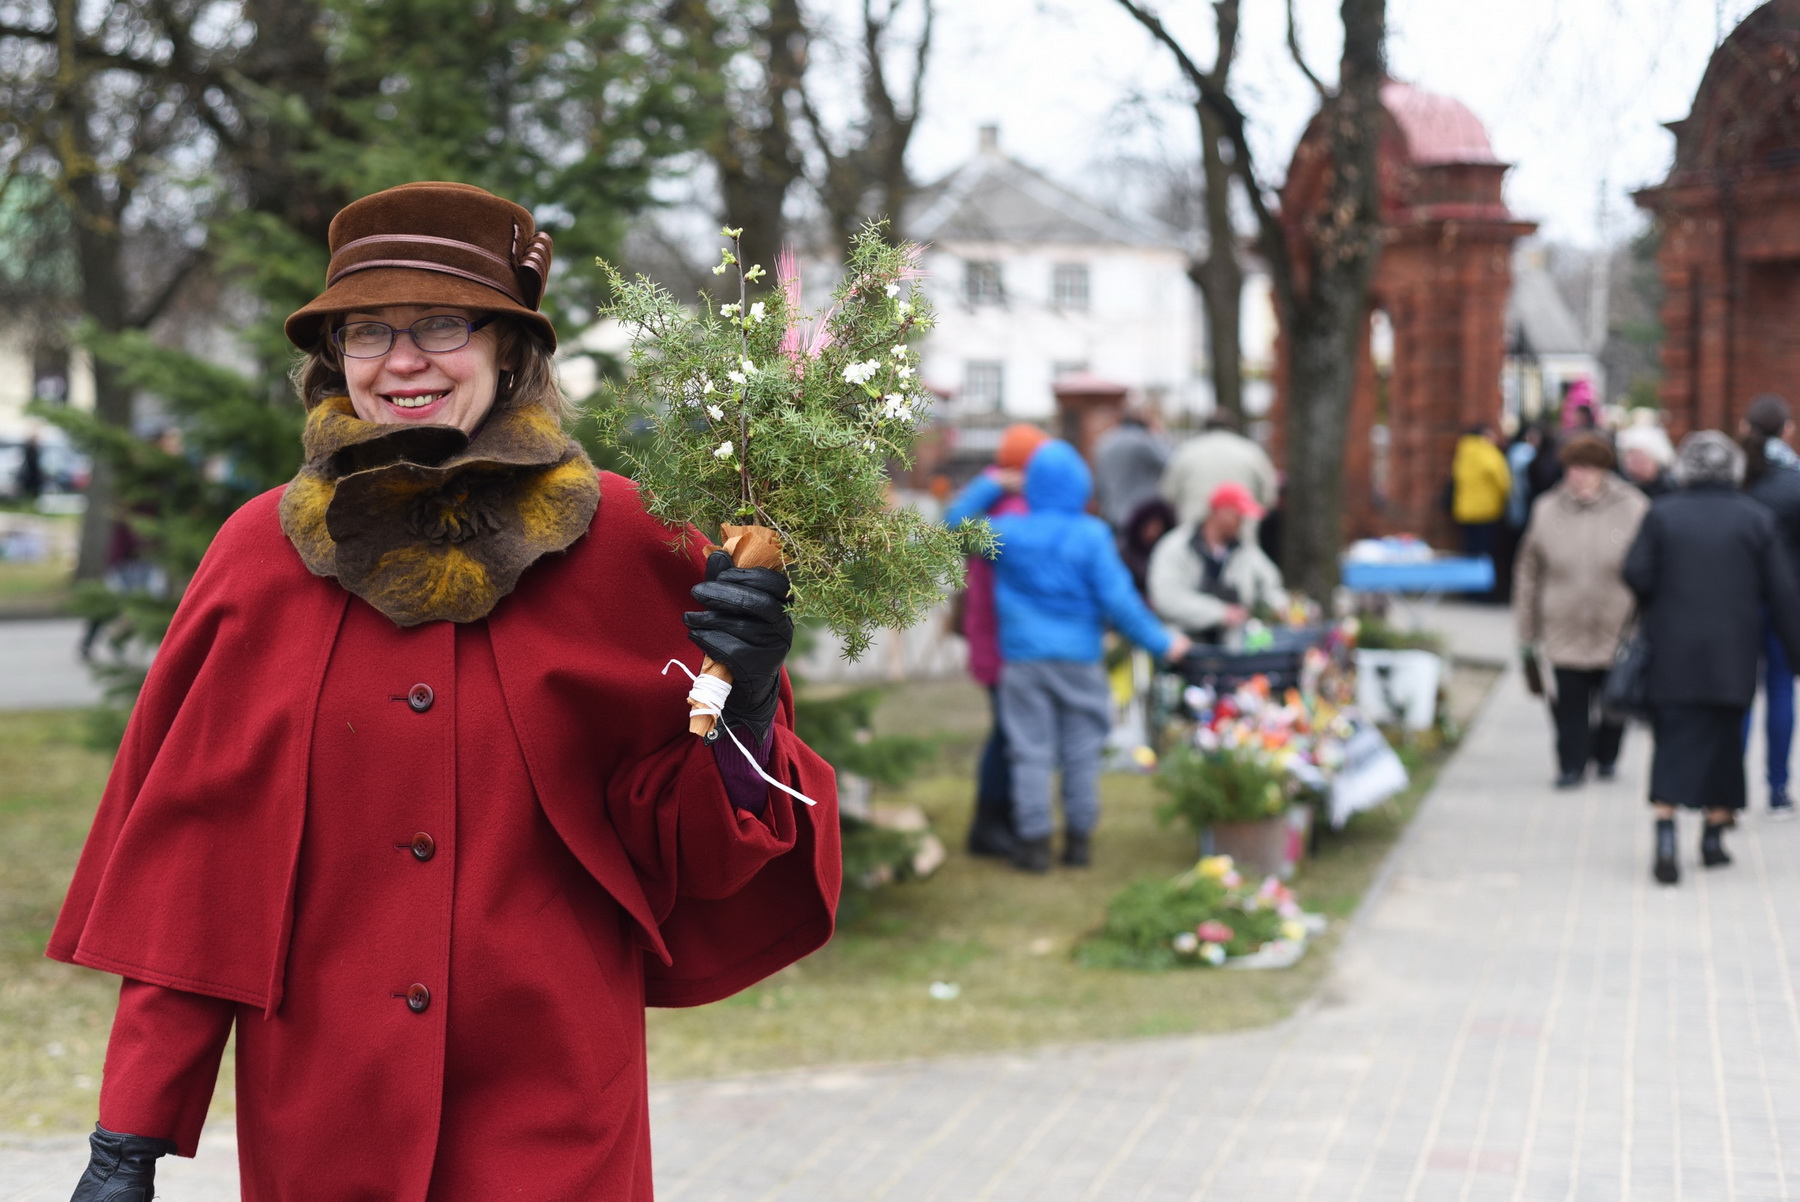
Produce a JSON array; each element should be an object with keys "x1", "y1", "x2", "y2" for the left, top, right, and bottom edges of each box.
[{"x1": 891, "y1": 0, "x2": 1769, "y2": 248}]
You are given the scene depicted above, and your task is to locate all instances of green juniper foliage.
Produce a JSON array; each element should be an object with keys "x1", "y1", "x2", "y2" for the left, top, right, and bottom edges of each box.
[
  {"x1": 1154, "y1": 743, "x2": 1291, "y2": 834},
  {"x1": 596, "y1": 224, "x2": 991, "y2": 659}
]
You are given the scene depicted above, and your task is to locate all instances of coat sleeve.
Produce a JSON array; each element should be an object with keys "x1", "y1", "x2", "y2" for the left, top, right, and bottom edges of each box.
[
  {"x1": 1759, "y1": 513, "x2": 1800, "y2": 669},
  {"x1": 1513, "y1": 507, "x2": 1545, "y2": 644},
  {"x1": 97, "y1": 980, "x2": 236, "y2": 1158},
  {"x1": 944, "y1": 473, "x2": 1005, "y2": 532},
  {"x1": 1087, "y1": 525, "x2": 1173, "y2": 658},
  {"x1": 1622, "y1": 509, "x2": 1659, "y2": 602}
]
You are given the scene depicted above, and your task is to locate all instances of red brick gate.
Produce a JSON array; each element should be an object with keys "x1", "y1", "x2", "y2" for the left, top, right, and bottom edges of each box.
[
  {"x1": 1635, "y1": 0, "x2": 1800, "y2": 439},
  {"x1": 1271, "y1": 81, "x2": 1535, "y2": 547}
]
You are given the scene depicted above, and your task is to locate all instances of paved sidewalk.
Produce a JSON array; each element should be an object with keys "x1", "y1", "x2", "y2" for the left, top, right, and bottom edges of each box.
[
  {"x1": 10, "y1": 605, "x2": 1800, "y2": 1199},
  {"x1": 0, "y1": 619, "x2": 101, "y2": 710}
]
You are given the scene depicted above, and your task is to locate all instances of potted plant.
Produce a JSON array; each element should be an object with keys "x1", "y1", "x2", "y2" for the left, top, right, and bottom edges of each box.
[{"x1": 1155, "y1": 744, "x2": 1304, "y2": 879}]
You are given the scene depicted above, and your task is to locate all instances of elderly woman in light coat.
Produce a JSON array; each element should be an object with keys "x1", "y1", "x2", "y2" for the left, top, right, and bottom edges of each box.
[{"x1": 1513, "y1": 434, "x2": 1649, "y2": 788}]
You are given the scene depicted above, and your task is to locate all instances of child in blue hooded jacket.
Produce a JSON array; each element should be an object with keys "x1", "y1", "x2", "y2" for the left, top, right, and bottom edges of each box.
[{"x1": 947, "y1": 440, "x2": 1191, "y2": 870}]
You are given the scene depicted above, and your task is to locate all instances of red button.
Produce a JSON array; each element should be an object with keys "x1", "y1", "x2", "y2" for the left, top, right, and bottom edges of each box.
[
  {"x1": 407, "y1": 684, "x2": 434, "y2": 713},
  {"x1": 409, "y1": 832, "x2": 435, "y2": 862},
  {"x1": 406, "y1": 983, "x2": 431, "y2": 1013}
]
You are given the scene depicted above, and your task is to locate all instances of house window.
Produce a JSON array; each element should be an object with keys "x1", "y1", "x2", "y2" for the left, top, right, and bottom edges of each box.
[
  {"x1": 1052, "y1": 361, "x2": 1088, "y2": 379},
  {"x1": 1052, "y1": 263, "x2": 1090, "y2": 311},
  {"x1": 964, "y1": 260, "x2": 1004, "y2": 306},
  {"x1": 964, "y1": 361, "x2": 1005, "y2": 411}
]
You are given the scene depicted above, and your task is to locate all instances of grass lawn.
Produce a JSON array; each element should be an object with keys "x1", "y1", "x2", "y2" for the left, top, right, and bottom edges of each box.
[
  {"x1": 0, "y1": 560, "x2": 73, "y2": 617},
  {"x1": 0, "y1": 664, "x2": 1494, "y2": 1133}
]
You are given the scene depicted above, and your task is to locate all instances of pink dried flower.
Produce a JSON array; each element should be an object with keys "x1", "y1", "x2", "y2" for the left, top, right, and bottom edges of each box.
[{"x1": 1196, "y1": 920, "x2": 1235, "y2": 944}]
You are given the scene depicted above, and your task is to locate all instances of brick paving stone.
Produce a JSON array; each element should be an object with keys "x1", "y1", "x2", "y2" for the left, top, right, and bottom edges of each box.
[{"x1": 11, "y1": 603, "x2": 1800, "y2": 1200}]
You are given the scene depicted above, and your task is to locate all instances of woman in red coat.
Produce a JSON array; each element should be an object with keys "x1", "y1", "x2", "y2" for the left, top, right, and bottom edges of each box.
[{"x1": 52, "y1": 182, "x2": 840, "y2": 1201}]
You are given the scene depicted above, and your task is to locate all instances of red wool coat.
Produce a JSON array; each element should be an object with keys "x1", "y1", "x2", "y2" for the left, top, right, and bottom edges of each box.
[{"x1": 48, "y1": 472, "x2": 841, "y2": 1200}]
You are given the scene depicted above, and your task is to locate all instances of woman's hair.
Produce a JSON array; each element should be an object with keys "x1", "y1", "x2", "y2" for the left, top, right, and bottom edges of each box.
[
  {"x1": 1674, "y1": 429, "x2": 1746, "y2": 488},
  {"x1": 289, "y1": 315, "x2": 571, "y2": 424},
  {"x1": 1558, "y1": 432, "x2": 1616, "y2": 471},
  {"x1": 1741, "y1": 393, "x2": 1791, "y2": 485}
]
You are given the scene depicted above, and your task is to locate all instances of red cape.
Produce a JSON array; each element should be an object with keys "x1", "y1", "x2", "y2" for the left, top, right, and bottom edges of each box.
[{"x1": 49, "y1": 472, "x2": 840, "y2": 1014}]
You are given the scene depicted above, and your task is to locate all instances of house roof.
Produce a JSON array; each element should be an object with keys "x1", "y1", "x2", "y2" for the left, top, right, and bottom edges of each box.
[
  {"x1": 1506, "y1": 249, "x2": 1590, "y2": 356},
  {"x1": 906, "y1": 137, "x2": 1173, "y2": 247}
]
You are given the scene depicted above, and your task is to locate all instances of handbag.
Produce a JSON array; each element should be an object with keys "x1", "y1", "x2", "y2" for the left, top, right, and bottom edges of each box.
[{"x1": 1601, "y1": 613, "x2": 1651, "y2": 720}]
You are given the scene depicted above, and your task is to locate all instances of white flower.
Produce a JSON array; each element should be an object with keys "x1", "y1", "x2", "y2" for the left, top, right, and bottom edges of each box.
[
  {"x1": 864, "y1": 438, "x2": 877, "y2": 452},
  {"x1": 885, "y1": 282, "x2": 901, "y2": 298},
  {"x1": 891, "y1": 344, "x2": 908, "y2": 358},
  {"x1": 1199, "y1": 942, "x2": 1227, "y2": 966},
  {"x1": 706, "y1": 404, "x2": 725, "y2": 420},
  {"x1": 701, "y1": 377, "x2": 716, "y2": 394},
  {"x1": 741, "y1": 358, "x2": 757, "y2": 374},
  {"x1": 714, "y1": 441, "x2": 735, "y2": 459},
  {"x1": 727, "y1": 370, "x2": 746, "y2": 385},
  {"x1": 843, "y1": 359, "x2": 882, "y2": 385},
  {"x1": 896, "y1": 365, "x2": 914, "y2": 380},
  {"x1": 1172, "y1": 931, "x2": 1199, "y2": 955},
  {"x1": 749, "y1": 301, "x2": 766, "y2": 323},
  {"x1": 896, "y1": 300, "x2": 913, "y2": 317},
  {"x1": 719, "y1": 302, "x2": 741, "y2": 317},
  {"x1": 881, "y1": 393, "x2": 912, "y2": 421}
]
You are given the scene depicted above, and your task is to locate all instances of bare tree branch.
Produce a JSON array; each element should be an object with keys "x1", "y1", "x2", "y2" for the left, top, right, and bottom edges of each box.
[{"x1": 1286, "y1": 0, "x2": 1327, "y2": 98}]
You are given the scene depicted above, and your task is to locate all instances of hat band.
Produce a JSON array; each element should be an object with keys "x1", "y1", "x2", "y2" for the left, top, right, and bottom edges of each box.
[
  {"x1": 327, "y1": 232, "x2": 529, "y2": 306},
  {"x1": 328, "y1": 259, "x2": 526, "y2": 306}
]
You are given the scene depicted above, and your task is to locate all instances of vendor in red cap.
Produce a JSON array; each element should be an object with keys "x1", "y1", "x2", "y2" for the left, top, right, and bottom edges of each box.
[
  {"x1": 51, "y1": 181, "x2": 839, "y2": 1201},
  {"x1": 1146, "y1": 480, "x2": 1289, "y2": 641}
]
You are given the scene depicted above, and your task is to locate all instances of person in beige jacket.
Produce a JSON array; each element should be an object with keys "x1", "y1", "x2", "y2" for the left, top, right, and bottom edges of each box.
[{"x1": 1513, "y1": 434, "x2": 1651, "y2": 787}]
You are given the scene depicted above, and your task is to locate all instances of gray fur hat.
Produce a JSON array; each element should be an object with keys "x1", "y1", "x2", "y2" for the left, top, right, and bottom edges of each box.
[{"x1": 1674, "y1": 429, "x2": 1746, "y2": 487}]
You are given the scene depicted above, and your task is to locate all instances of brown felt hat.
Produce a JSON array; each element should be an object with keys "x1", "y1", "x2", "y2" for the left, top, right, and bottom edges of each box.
[{"x1": 285, "y1": 181, "x2": 557, "y2": 352}]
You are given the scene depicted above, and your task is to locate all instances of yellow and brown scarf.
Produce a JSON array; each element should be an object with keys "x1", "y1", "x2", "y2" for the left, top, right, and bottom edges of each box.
[{"x1": 278, "y1": 396, "x2": 599, "y2": 626}]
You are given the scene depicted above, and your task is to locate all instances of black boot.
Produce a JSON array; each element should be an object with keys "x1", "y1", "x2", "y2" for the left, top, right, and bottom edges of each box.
[
  {"x1": 1010, "y1": 836, "x2": 1052, "y2": 874},
  {"x1": 1062, "y1": 831, "x2": 1091, "y2": 868},
  {"x1": 1653, "y1": 818, "x2": 1679, "y2": 885},
  {"x1": 966, "y1": 814, "x2": 1017, "y2": 859},
  {"x1": 1701, "y1": 820, "x2": 1732, "y2": 868},
  {"x1": 966, "y1": 794, "x2": 1017, "y2": 859}
]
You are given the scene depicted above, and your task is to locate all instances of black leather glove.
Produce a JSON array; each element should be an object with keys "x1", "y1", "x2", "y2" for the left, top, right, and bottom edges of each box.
[
  {"x1": 71, "y1": 1124, "x2": 176, "y2": 1202},
  {"x1": 684, "y1": 550, "x2": 793, "y2": 744}
]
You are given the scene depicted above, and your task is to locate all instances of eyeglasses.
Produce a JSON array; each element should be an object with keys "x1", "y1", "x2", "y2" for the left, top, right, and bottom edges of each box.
[{"x1": 334, "y1": 314, "x2": 496, "y2": 358}]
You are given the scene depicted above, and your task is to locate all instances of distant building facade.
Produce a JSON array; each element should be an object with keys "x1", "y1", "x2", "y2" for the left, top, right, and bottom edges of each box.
[
  {"x1": 907, "y1": 127, "x2": 1263, "y2": 464},
  {"x1": 1504, "y1": 245, "x2": 1603, "y2": 424}
]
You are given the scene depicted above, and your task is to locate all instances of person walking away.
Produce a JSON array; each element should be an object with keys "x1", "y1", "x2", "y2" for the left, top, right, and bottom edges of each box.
[
  {"x1": 1451, "y1": 424, "x2": 1511, "y2": 563},
  {"x1": 1092, "y1": 406, "x2": 1169, "y2": 530},
  {"x1": 1739, "y1": 393, "x2": 1800, "y2": 818},
  {"x1": 948, "y1": 440, "x2": 1190, "y2": 872},
  {"x1": 18, "y1": 433, "x2": 44, "y2": 500},
  {"x1": 1160, "y1": 415, "x2": 1278, "y2": 531},
  {"x1": 1624, "y1": 431, "x2": 1800, "y2": 885},
  {"x1": 1148, "y1": 482, "x2": 1288, "y2": 642},
  {"x1": 946, "y1": 423, "x2": 1049, "y2": 857},
  {"x1": 1513, "y1": 434, "x2": 1648, "y2": 788}
]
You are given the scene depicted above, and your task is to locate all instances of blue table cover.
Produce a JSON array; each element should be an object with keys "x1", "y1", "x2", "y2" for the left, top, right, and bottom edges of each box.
[{"x1": 1340, "y1": 556, "x2": 1495, "y2": 594}]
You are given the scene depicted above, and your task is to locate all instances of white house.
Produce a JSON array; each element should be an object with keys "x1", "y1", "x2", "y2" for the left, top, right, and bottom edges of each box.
[{"x1": 905, "y1": 128, "x2": 1210, "y2": 454}]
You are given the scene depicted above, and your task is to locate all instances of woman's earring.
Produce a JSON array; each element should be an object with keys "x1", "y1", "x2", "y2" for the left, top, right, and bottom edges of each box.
[{"x1": 500, "y1": 370, "x2": 515, "y2": 397}]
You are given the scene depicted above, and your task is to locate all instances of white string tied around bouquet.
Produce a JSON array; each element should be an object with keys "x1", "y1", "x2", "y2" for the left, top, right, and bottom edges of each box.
[{"x1": 662, "y1": 659, "x2": 818, "y2": 807}]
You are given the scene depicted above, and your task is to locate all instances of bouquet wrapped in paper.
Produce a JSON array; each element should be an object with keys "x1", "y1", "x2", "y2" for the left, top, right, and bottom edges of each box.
[{"x1": 596, "y1": 224, "x2": 991, "y2": 737}]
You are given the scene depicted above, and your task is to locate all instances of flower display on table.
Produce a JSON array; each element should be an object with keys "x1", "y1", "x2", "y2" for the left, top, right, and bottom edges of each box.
[{"x1": 1077, "y1": 855, "x2": 1321, "y2": 971}]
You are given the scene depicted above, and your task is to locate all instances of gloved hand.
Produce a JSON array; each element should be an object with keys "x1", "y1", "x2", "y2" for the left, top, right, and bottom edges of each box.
[
  {"x1": 684, "y1": 550, "x2": 794, "y2": 744},
  {"x1": 71, "y1": 1124, "x2": 176, "y2": 1202}
]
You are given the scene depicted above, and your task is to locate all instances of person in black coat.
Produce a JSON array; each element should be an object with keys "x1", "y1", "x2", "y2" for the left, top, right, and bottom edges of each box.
[
  {"x1": 1738, "y1": 394, "x2": 1800, "y2": 818},
  {"x1": 1624, "y1": 430, "x2": 1800, "y2": 885}
]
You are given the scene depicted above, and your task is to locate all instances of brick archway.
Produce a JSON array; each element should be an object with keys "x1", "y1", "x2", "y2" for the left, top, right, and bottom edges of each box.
[
  {"x1": 1635, "y1": 0, "x2": 1800, "y2": 439},
  {"x1": 1271, "y1": 81, "x2": 1535, "y2": 547}
]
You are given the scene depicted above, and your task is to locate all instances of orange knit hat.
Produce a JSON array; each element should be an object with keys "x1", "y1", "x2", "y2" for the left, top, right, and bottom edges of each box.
[{"x1": 995, "y1": 423, "x2": 1050, "y2": 470}]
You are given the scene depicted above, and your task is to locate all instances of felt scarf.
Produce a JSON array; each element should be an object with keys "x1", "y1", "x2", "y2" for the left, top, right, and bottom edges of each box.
[{"x1": 278, "y1": 395, "x2": 599, "y2": 625}]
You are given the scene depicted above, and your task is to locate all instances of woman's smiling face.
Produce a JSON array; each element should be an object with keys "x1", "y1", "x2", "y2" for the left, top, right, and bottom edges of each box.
[{"x1": 340, "y1": 305, "x2": 503, "y2": 435}]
